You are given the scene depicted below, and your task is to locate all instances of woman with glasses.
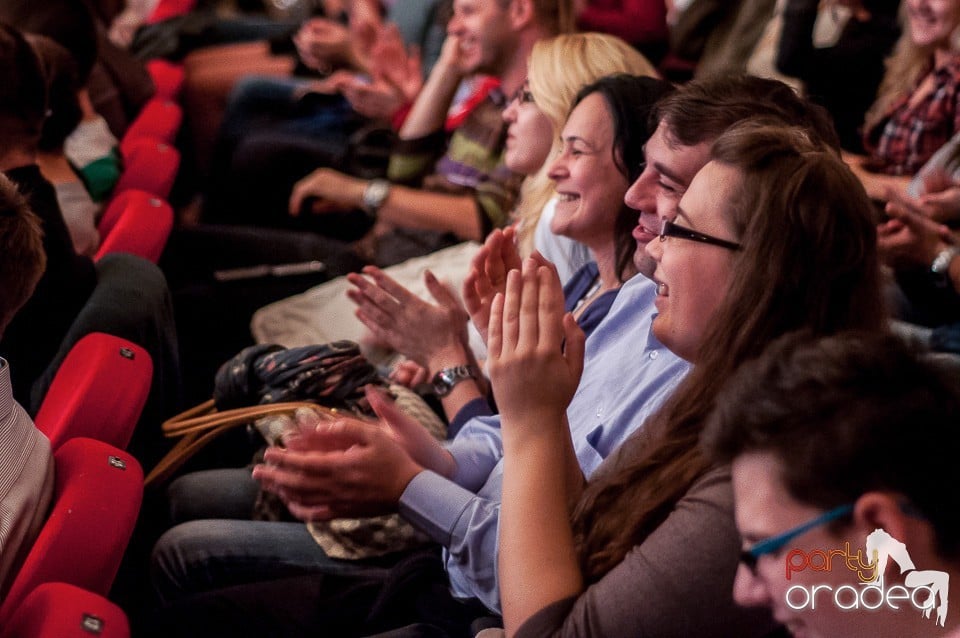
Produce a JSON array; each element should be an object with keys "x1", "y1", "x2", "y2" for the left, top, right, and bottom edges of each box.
[
  {"x1": 703, "y1": 330, "x2": 960, "y2": 638},
  {"x1": 487, "y1": 121, "x2": 887, "y2": 636}
]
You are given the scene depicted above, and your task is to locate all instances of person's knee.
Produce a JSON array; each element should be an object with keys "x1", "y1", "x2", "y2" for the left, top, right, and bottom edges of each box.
[{"x1": 167, "y1": 468, "x2": 259, "y2": 524}]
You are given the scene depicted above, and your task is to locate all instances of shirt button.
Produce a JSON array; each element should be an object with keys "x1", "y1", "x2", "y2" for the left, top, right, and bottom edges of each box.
[
  {"x1": 596, "y1": 406, "x2": 603, "y2": 418},
  {"x1": 650, "y1": 351, "x2": 659, "y2": 359}
]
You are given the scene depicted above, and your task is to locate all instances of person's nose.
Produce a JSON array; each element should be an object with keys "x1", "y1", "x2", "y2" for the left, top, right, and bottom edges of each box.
[{"x1": 733, "y1": 563, "x2": 773, "y2": 608}]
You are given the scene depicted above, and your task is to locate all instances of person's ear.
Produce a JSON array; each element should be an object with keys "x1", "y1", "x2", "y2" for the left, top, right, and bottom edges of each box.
[
  {"x1": 508, "y1": 0, "x2": 535, "y2": 30},
  {"x1": 852, "y1": 492, "x2": 910, "y2": 546}
]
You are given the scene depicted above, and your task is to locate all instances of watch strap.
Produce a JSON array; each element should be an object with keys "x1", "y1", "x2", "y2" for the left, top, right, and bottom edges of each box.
[{"x1": 431, "y1": 364, "x2": 479, "y2": 397}]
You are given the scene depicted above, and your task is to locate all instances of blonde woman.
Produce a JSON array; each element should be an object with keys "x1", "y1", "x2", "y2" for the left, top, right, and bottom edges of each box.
[
  {"x1": 846, "y1": 0, "x2": 960, "y2": 199},
  {"x1": 515, "y1": 33, "x2": 658, "y2": 282},
  {"x1": 346, "y1": 32, "x2": 661, "y2": 423}
]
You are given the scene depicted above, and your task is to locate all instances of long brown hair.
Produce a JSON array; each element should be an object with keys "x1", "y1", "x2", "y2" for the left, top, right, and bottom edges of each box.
[{"x1": 570, "y1": 122, "x2": 887, "y2": 581}]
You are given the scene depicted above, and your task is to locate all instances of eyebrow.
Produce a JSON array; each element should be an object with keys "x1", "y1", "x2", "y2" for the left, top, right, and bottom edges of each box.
[
  {"x1": 652, "y1": 161, "x2": 687, "y2": 187},
  {"x1": 561, "y1": 135, "x2": 598, "y2": 150}
]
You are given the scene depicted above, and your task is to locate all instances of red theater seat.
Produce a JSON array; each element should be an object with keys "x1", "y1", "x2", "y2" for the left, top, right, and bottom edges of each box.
[
  {"x1": 34, "y1": 333, "x2": 152, "y2": 451},
  {"x1": 146, "y1": 60, "x2": 185, "y2": 100},
  {"x1": 120, "y1": 99, "x2": 182, "y2": 153},
  {"x1": 95, "y1": 191, "x2": 173, "y2": 264},
  {"x1": 115, "y1": 138, "x2": 179, "y2": 200},
  {"x1": 147, "y1": 0, "x2": 197, "y2": 23},
  {"x1": 2, "y1": 583, "x2": 129, "y2": 638},
  {"x1": 0, "y1": 439, "x2": 143, "y2": 627}
]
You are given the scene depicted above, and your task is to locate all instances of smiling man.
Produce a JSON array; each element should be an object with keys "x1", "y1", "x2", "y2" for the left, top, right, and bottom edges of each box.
[
  {"x1": 285, "y1": 0, "x2": 570, "y2": 267},
  {"x1": 146, "y1": 75, "x2": 844, "y2": 638}
]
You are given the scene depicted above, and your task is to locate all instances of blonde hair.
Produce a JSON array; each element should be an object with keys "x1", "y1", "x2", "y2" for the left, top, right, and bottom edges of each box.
[
  {"x1": 514, "y1": 33, "x2": 659, "y2": 256},
  {"x1": 865, "y1": 2, "x2": 960, "y2": 134}
]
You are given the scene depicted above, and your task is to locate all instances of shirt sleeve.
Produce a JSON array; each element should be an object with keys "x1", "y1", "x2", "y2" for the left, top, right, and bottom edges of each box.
[
  {"x1": 398, "y1": 469, "x2": 505, "y2": 613},
  {"x1": 387, "y1": 130, "x2": 449, "y2": 186},
  {"x1": 512, "y1": 468, "x2": 779, "y2": 638}
]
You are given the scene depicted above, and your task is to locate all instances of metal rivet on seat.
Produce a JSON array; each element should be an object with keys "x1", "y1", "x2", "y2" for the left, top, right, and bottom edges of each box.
[
  {"x1": 108, "y1": 456, "x2": 127, "y2": 470},
  {"x1": 81, "y1": 613, "x2": 104, "y2": 634},
  {"x1": 119, "y1": 347, "x2": 135, "y2": 360}
]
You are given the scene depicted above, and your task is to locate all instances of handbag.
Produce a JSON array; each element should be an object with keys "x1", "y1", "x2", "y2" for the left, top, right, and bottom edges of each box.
[
  {"x1": 250, "y1": 383, "x2": 447, "y2": 559},
  {"x1": 145, "y1": 340, "x2": 381, "y2": 488}
]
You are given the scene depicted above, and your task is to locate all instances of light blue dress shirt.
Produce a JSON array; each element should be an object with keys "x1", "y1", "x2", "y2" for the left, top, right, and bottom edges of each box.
[{"x1": 398, "y1": 274, "x2": 691, "y2": 613}]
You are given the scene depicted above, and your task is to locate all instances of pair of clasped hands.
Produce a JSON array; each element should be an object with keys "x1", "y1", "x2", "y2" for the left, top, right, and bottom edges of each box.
[{"x1": 252, "y1": 228, "x2": 587, "y2": 521}]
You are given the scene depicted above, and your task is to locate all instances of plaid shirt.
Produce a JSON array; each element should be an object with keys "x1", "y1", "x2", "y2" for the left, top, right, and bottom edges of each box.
[{"x1": 866, "y1": 55, "x2": 960, "y2": 176}]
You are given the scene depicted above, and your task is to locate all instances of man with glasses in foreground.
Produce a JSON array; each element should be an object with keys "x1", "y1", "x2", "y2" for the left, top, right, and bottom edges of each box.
[{"x1": 704, "y1": 330, "x2": 960, "y2": 638}]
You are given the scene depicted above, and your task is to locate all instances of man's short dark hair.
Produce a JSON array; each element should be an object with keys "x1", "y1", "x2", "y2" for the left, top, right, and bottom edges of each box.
[
  {"x1": 0, "y1": 173, "x2": 46, "y2": 335},
  {"x1": 703, "y1": 330, "x2": 960, "y2": 559},
  {"x1": 653, "y1": 74, "x2": 841, "y2": 152}
]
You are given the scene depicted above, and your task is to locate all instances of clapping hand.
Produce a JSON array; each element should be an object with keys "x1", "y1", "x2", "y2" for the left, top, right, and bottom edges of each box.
[
  {"x1": 462, "y1": 227, "x2": 523, "y2": 345},
  {"x1": 486, "y1": 259, "x2": 585, "y2": 436},
  {"x1": 346, "y1": 266, "x2": 470, "y2": 367}
]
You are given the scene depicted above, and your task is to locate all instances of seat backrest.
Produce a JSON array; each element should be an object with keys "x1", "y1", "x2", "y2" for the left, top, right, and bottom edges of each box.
[
  {"x1": 3, "y1": 582, "x2": 129, "y2": 638},
  {"x1": 120, "y1": 99, "x2": 182, "y2": 153},
  {"x1": 0, "y1": 438, "x2": 143, "y2": 626},
  {"x1": 34, "y1": 333, "x2": 152, "y2": 451},
  {"x1": 145, "y1": 60, "x2": 184, "y2": 101},
  {"x1": 113, "y1": 139, "x2": 180, "y2": 201},
  {"x1": 95, "y1": 190, "x2": 174, "y2": 264}
]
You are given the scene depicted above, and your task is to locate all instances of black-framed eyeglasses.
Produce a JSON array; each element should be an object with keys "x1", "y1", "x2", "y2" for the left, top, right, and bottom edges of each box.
[
  {"x1": 739, "y1": 503, "x2": 854, "y2": 574},
  {"x1": 659, "y1": 219, "x2": 742, "y2": 251},
  {"x1": 510, "y1": 85, "x2": 535, "y2": 106}
]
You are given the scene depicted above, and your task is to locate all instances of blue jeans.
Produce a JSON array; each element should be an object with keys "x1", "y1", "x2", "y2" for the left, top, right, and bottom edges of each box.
[{"x1": 151, "y1": 468, "x2": 387, "y2": 604}]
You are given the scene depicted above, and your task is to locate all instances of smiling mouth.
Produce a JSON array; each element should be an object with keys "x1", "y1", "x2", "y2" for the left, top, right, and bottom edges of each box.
[{"x1": 632, "y1": 221, "x2": 658, "y2": 243}]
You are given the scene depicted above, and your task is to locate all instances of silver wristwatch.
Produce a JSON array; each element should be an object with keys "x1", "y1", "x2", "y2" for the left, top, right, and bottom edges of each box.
[
  {"x1": 431, "y1": 364, "x2": 479, "y2": 397},
  {"x1": 361, "y1": 179, "x2": 391, "y2": 219},
  {"x1": 931, "y1": 246, "x2": 960, "y2": 275}
]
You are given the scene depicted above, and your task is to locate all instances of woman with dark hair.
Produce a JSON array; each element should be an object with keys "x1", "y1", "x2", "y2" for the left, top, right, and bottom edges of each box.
[{"x1": 488, "y1": 121, "x2": 887, "y2": 636}]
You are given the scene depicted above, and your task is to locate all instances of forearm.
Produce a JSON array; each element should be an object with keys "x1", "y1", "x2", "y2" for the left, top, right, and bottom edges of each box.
[
  {"x1": 378, "y1": 186, "x2": 485, "y2": 241},
  {"x1": 843, "y1": 151, "x2": 912, "y2": 200},
  {"x1": 500, "y1": 418, "x2": 583, "y2": 635},
  {"x1": 399, "y1": 58, "x2": 464, "y2": 140}
]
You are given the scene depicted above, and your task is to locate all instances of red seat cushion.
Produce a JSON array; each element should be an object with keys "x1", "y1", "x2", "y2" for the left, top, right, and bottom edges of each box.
[
  {"x1": 0, "y1": 439, "x2": 143, "y2": 626},
  {"x1": 34, "y1": 333, "x2": 152, "y2": 450},
  {"x1": 4, "y1": 582, "x2": 129, "y2": 638}
]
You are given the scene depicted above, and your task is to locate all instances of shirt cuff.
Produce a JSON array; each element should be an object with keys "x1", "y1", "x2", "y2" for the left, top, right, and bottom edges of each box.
[
  {"x1": 448, "y1": 397, "x2": 494, "y2": 438},
  {"x1": 399, "y1": 470, "x2": 478, "y2": 547}
]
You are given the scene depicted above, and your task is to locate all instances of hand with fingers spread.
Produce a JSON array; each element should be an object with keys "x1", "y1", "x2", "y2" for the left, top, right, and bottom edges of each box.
[
  {"x1": 462, "y1": 227, "x2": 522, "y2": 344},
  {"x1": 486, "y1": 259, "x2": 586, "y2": 436},
  {"x1": 369, "y1": 24, "x2": 424, "y2": 105},
  {"x1": 346, "y1": 265, "x2": 470, "y2": 369},
  {"x1": 253, "y1": 386, "x2": 455, "y2": 521}
]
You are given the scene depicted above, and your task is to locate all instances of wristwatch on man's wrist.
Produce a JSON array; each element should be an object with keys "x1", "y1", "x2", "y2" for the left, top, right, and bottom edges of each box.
[
  {"x1": 431, "y1": 364, "x2": 479, "y2": 397},
  {"x1": 931, "y1": 246, "x2": 960, "y2": 275},
  {"x1": 361, "y1": 179, "x2": 391, "y2": 219}
]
